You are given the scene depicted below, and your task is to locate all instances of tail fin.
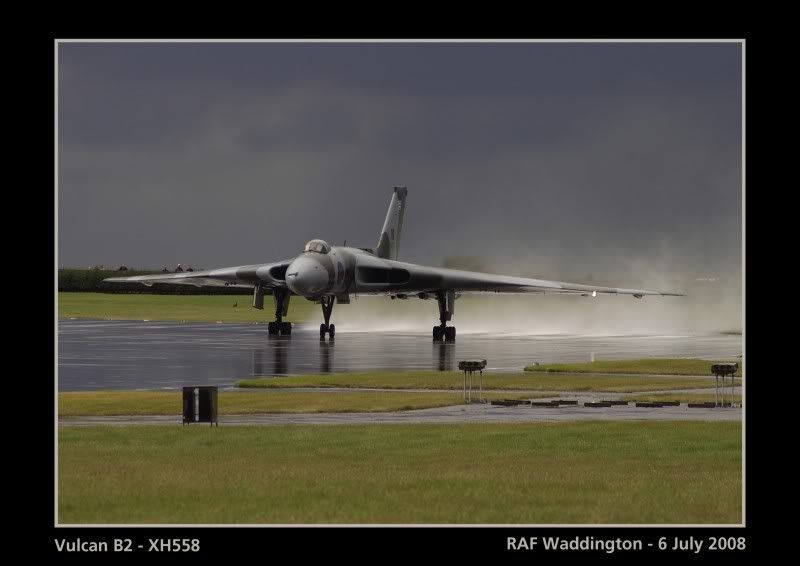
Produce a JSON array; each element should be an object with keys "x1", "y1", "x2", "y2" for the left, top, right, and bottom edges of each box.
[{"x1": 375, "y1": 186, "x2": 407, "y2": 260}]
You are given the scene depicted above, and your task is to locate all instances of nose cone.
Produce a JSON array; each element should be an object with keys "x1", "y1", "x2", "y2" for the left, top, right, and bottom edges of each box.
[{"x1": 285, "y1": 255, "x2": 331, "y2": 297}]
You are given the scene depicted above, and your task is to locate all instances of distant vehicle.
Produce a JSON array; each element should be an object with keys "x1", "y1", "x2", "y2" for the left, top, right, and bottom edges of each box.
[{"x1": 107, "y1": 188, "x2": 683, "y2": 340}]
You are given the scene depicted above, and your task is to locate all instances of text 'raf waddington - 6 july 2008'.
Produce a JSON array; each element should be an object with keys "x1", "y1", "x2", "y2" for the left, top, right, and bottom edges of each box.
[{"x1": 507, "y1": 536, "x2": 745, "y2": 554}]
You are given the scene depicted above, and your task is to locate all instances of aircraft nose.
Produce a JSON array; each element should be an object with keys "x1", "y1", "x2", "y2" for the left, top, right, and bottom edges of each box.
[{"x1": 285, "y1": 256, "x2": 330, "y2": 297}]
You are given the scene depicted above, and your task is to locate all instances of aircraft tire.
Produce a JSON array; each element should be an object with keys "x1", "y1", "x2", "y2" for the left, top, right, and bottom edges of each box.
[
  {"x1": 445, "y1": 327, "x2": 456, "y2": 341},
  {"x1": 320, "y1": 323, "x2": 328, "y2": 339},
  {"x1": 280, "y1": 322, "x2": 292, "y2": 335},
  {"x1": 329, "y1": 324, "x2": 335, "y2": 339}
]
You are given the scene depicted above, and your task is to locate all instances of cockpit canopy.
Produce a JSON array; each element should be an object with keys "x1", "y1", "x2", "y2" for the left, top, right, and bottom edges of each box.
[{"x1": 304, "y1": 239, "x2": 331, "y2": 254}]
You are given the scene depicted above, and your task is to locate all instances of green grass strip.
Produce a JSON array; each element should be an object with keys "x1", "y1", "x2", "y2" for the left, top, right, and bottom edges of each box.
[
  {"x1": 58, "y1": 292, "x2": 315, "y2": 323},
  {"x1": 525, "y1": 358, "x2": 742, "y2": 376},
  {"x1": 58, "y1": 422, "x2": 742, "y2": 524},
  {"x1": 237, "y1": 371, "x2": 732, "y2": 393}
]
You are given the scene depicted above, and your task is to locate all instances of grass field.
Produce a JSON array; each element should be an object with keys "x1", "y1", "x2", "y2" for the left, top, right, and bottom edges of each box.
[
  {"x1": 58, "y1": 422, "x2": 742, "y2": 524},
  {"x1": 58, "y1": 292, "x2": 315, "y2": 323},
  {"x1": 237, "y1": 371, "x2": 728, "y2": 393},
  {"x1": 58, "y1": 390, "x2": 547, "y2": 416},
  {"x1": 525, "y1": 358, "x2": 742, "y2": 376}
]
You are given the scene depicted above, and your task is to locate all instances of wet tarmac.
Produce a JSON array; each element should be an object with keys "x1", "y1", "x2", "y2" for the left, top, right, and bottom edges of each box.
[{"x1": 58, "y1": 320, "x2": 742, "y2": 391}]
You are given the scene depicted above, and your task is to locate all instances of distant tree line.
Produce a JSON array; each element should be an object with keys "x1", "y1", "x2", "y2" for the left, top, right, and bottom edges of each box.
[{"x1": 58, "y1": 268, "x2": 252, "y2": 295}]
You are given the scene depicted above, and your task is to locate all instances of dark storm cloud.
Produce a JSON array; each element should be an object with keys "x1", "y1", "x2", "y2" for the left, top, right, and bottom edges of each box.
[{"x1": 58, "y1": 42, "x2": 741, "y2": 287}]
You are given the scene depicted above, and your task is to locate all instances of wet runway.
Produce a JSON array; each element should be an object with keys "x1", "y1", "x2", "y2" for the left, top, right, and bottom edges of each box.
[{"x1": 58, "y1": 320, "x2": 742, "y2": 391}]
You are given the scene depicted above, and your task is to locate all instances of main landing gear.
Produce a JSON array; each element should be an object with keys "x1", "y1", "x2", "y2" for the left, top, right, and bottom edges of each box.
[
  {"x1": 432, "y1": 290, "x2": 456, "y2": 342},
  {"x1": 268, "y1": 321, "x2": 292, "y2": 336},
  {"x1": 319, "y1": 296, "x2": 336, "y2": 340},
  {"x1": 266, "y1": 288, "x2": 292, "y2": 336}
]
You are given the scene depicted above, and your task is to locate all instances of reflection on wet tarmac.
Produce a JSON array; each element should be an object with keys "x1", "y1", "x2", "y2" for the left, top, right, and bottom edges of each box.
[
  {"x1": 320, "y1": 341, "x2": 333, "y2": 373},
  {"x1": 252, "y1": 348, "x2": 263, "y2": 376},
  {"x1": 58, "y1": 320, "x2": 743, "y2": 391},
  {"x1": 434, "y1": 343, "x2": 456, "y2": 371},
  {"x1": 272, "y1": 336, "x2": 289, "y2": 375}
]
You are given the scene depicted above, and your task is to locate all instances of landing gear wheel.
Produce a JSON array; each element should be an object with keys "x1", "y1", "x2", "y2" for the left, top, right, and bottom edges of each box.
[
  {"x1": 279, "y1": 322, "x2": 292, "y2": 335},
  {"x1": 444, "y1": 327, "x2": 456, "y2": 341},
  {"x1": 268, "y1": 321, "x2": 279, "y2": 335},
  {"x1": 432, "y1": 326, "x2": 444, "y2": 341},
  {"x1": 328, "y1": 324, "x2": 335, "y2": 339}
]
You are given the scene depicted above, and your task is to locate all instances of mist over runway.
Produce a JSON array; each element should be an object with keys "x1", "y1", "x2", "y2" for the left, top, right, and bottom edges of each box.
[{"x1": 58, "y1": 320, "x2": 742, "y2": 391}]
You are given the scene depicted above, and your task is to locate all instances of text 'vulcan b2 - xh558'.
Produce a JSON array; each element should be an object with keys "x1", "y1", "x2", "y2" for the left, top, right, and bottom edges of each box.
[{"x1": 106, "y1": 188, "x2": 683, "y2": 341}]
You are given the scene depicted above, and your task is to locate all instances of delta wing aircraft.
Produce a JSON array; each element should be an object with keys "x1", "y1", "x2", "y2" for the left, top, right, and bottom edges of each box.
[{"x1": 106, "y1": 188, "x2": 683, "y2": 340}]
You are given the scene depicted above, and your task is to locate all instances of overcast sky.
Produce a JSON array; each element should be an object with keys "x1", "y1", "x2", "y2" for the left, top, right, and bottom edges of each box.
[{"x1": 58, "y1": 41, "x2": 742, "y2": 282}]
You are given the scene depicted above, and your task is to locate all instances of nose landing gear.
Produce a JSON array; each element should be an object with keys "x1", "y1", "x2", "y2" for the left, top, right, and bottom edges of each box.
[{"x1": 319, "y1": 296, "x2": 336, "y2": 340}]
